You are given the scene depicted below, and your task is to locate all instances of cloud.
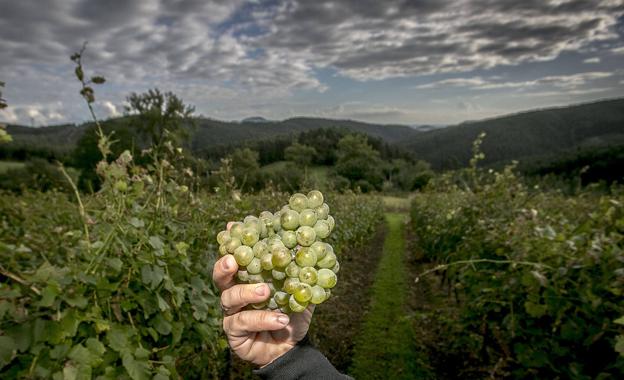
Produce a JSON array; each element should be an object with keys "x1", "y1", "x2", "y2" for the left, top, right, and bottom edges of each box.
[{"x1": 583, "y1": 57, "x2": 601, "y2": 63}]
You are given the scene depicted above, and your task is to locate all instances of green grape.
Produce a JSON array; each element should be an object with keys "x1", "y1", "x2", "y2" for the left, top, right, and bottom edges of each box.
[
  {"x1": 299, "y1": 209, "x2": 318, "y2": 227},
  {"x1": 252, "y1": 300, "x2": 268, "y2": 309},
  {"x1": 315, "y1": 203, "x2": 329, "y2": 220},
  {"x1": 280, "y1": 230, "x2": 298, "y2": 249},
  {"x1": 271, "y1": 246, "x2": 292, "y2": 268},
  {"x1": 281, "y1": 209, "x2": 300, "y2": 230},
  {"x1": 260, "y1": 253, "x2": 274, "y2": 270},
  {"x1": 267, "y1": 281, "x2": 277, "y2": 294},
  {"x1": 289, "y1": 294, "x2": 308, "y2": 312},
  {"x1": 244, "y1": 215, "x2": 259, "y2": 224},
  {"x1": 307, "y1": 190, "x2": 324, "y2": 209},
  {"x1": 248, "y1": 273, "x2": 264, "y2": 283},
  {"x1": 289, "y1": 193, "x2": 309, "y2": 212},
  {"x1": 259, "y1": 211, "x2": 273, "y2": 219},
  {"x1": 246, "y1": 257, "x2": 262, "y2": 274},
  {"x1": 230, "y1": 222, "x2": 244, "y2": 239},
  {"x1": 271, "y1": 269, "x2": 286, "y2": 281},
  {"x1": 274, "y1": 291, "x2": 289, "y2": 306},
  {"x1": 295, "y1": 247, "x2": 317, "y2": 267},
  {"x1": 313, "y1": 220, "x2": 330, "y2": 239},
  {"x1": 241, "y1": 227, "x2": 259, "y2": 246},
  {"x1": 259, "y1": 220, "x2": 268, "y2": 239},
  {"x1": 283, "y1": 277, "x2": 301, "y2": 294},
  {"x1": 272, "y1": 212, "x2": 282, "y2": 232},
  {"x1": 268, "y1": 298, "x2": 278, "y2": 309},
  {"x1": 325, "y1": 288, "x2": 331, "y2": 300},
  {"x1": 218, "y1": 245, "x2": 228, "y2": 256},
  {"x1": 309, "y1": 241, "x2": 328, "y2": 260},
  {"x1": 285, "y1": 261, "x2": 300, "y2": 278},
  {"x1": 253, "y1": 241, "x2": 268, "y2": 258},
  {"x1": 296, "y1": 226, "x2": 316, "y2": 246},
  {"x1": 299, "y1": 267, "x2": 318, "y2": 285},
  {"x1": 279, "y1": 304, "x2": 292, "y2": 314},
  {"x1": 327, "y1": 215, "x2": 335, "y2": 231},
  {"x1": 217, "y1": 230, "x2": 231, "y2": 245},
  {"x1": 331, "y1": 261, "x2": 340, "y2": 274},
  {"x1": 294, "y1": 283, "x2": 312, "y2": 303},
  {"x1": 237, "y1": 270, "x2": 249, "y2": 282},
  {"x1": 234, "y1": 246, "x2": 254, "y2": 266},
  {"x1": 317, "y1": 268, "x2": 337, "y2": 289},
  {"x1": 317, "y1": 252, "x2": 336, "y2": 269},
  {"x1": 310, "y1": 285, "x2": 326, "y2": 304},
  {"x1": 225, "y1": 238, "x2": 241, "y2": 254}
]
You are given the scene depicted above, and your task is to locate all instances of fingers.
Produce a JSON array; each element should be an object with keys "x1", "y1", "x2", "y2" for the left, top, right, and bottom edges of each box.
[
  {"x1": 224, "y1": 310, "x2": 290, "y2": 336},
  {"x1": 213, "y1": 255, "x2": 238, "y2": 292},
  {"x1": 221, "y1": 283, "x2": 270, "y2": 316}
]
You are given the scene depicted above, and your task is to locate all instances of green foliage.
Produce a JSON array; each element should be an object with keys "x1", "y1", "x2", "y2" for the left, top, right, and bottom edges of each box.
[
  {"x1": 284, "y1": 142, "x2": 317, "y2": 167},
  {"x1": 336, "y1": 134, "x2": 384, "y2": 192},
  {"x1": 0, "y1": 80, "x2": 7, "y2": 110},
  {"x1": 410, "y1": 142, "x2": 624, "y2": 377},
  {"x1": 125, "y1": 89, "x2": 195, "y2": 153},
  {"x1": 0, "y1": 158, "x2": 74, "y2": 193}
]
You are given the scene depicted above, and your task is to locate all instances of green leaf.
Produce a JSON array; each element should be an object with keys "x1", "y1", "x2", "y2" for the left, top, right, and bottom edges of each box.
[
  {"x1": 38, "y1": 284, "x2": 60, "y2": 307},
  {"x1": 107, "y1": 324, "x2": 134, "y2": 354},
  {"x1": 616, "y1": 335, "x2": 624, "y2": 357},
  {"x1": 50, "y1": 344, "x2": 70, "y2": 359},
  {"x1": 141, "y1": 265, "x2": 165, "y2": 290},
  {"x1": 122, "y1": 352, "x2": 151, "y2": 380},
  {"x1": 107, "y1": 257, "x2": 123, "y2": 272},
  {"x1": 85, "y1": 338, "x2": 106, "y2": 356},
  {"x1": 156, "y1": 294, "x2": 170, "y2": 312},
  {"x1": 63, "y1": 363, "x2": 78, "y2": 380},
  {"x1": 0, "y1": 336, "x2": 16, "y2": 369},
  {"x1": 524, "y1": 301, "x2": 547, "y2": 318},
  {"x1": 152, "y1": 314, "x2": 172, "y2": 336},
  {"x1": 134, "y1": 347, "x2": 150, "y2": 359},
  {"x1": 91, "y1": 76, "x2": 106, "y2": 84},
  {"x1": 614, "y1": 316, "x2": 624, "y2": 326},
  {"x1": 129, "y1": 217, "x2": 145, "y2": 228},
  {"x1": 68, "y1": 344, "x2": 102, "y2": 367}
]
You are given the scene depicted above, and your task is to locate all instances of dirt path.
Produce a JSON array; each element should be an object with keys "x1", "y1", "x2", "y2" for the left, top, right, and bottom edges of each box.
[{"x1": 349, "y1": 213, "x2": 430, "y2": 380}]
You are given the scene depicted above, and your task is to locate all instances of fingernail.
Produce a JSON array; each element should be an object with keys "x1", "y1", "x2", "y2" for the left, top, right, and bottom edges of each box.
[
  {"x1": 276, "y1": 314, "x2": 289, "y2": 325},
  {"x1": 255, "y1": 285, "x2": 266, "y2": 296},
  {"x1": 223, "y1": 255, "x2": 233, "y2": 271}
]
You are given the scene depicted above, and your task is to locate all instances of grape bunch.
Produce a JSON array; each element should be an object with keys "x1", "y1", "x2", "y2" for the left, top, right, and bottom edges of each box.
[{"x1": 217, "y1": 190, "x2": 338, "y2": 313}]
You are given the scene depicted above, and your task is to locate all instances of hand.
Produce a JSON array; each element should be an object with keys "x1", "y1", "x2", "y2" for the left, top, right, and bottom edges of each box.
[{"x1": 213, "y1": 253, "x2": 314, "y2": 367}]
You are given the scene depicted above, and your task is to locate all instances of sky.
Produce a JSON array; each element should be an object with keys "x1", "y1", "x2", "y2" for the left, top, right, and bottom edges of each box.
[{"x1": 0, "y1": 0, "x2": 623, "y2": 127}]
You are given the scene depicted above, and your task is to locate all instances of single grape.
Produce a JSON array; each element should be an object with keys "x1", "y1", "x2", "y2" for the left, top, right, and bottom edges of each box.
[
  {"x1": 218, "y1": 245, "x2": 228, "y2": 256},
  {"x1": 234, "y1": 246, "x2": 254, "y2": 266},
  {"x1": 279, "y1": 304, "x2": 292, "y2": 314},
  {"x1": 241, "y1": 227, "x2": 259, "y2": 246},
  {"x1": 296, "y1": 226, "x2": 316, "y2": 246},
  {"x1": 272, "y1": 212, "x2": 282, "y2": 232},
  {"x1": 253, "y1": 241, "x2": 268, "y2": 258},
  {"x1": 237, "y1": 270, "x2": 249, "y2": 282},
  {"x1": 295, "y1": 247, "x2": 317, "y2": 267},
  {"x1": 299, "y1": 209, "x2": 318, "y2": 227},
  {"x1": 268, "y1": 298, "x2": 278, "y2": 310},
  {"x1": 259, "y1": 211, "x2": 273, "y2": 219},
  {"x1": 230, "y1": 222, "x2": 244, "y2": 239},
  {"x1": 307, "y1": 190, "x2": 324, "y2": 209},
  {"x1": 299, "y1": 267, "x2": 318, "y2": 285},
  {"x1": 310, "y1": 285, "x2": 326, "y2": 304},
  {"x1": 244, "y1": 215, "x2": 259, "y2": 224},
  {"x1": 283, "y1": 277, "x2": 301, "y2": 294},
  {"x1": 271, "y1": 246, "x2": 292, "y2": 268},
  {"x1": 271, "y1": 269, "x2": 287, "y2": 281},
  {"x1": 248, "y1": 273, "x2": 264, "y2": 283},
  {"x1": 317, "y1": 268, "x2": 337, "y2": 289},
  {"x1": 285, "y1": 261, "x2": 300, "y2": 278},
  {"x1": 289, "y1": 294, "x2": 308, "y2": 312},
  {"x1": 289, "y1": 193, "x2": 309, "y2": 212},
  {"x1": 225, "y1": 238, "x2": 241, "y2": 254},
  {"x1": 317, "y1": 252, "x2": 337, "y2": 269},
  {"x1": 309, "y1": 241, "x2": 328, "y2": 260},
  {"x1": 259, "y1": 220, "x2": 268, "y2": 239},
  {"x1": 280, "y1": 230, "x2": 298, "y2": 249},
  {"x1": 327, "y1": 215, "x2": 335, "y2": 231},
  {"x1": 246, "y1": 257, "x2": 262, "y2": 274},
  {"x1": 252, "y1": 300, "x2": 268, "y2": 309},
  {"x1": 217, "y1": 230, "x2": 231, "y2": 245},
  {"x1": 274, "y1": 291, "x2": 289, "y2": 306},
  {"x1": 315, "y1": 203, "x2": 329, "y2": 220},
  {"x1": 261, "y1": 253, "x2": 274, "y2": 270},
  {"x1": 281, "y1": 209, "x2": 300, "y2": 230},
  {"x1": 325, "y1": 288, "x2": 331, "y2": 300},
  {"x1": 314, "y1": 220, "x2": 330, "y2": 239},
  {"x1": 331, "y1": 261, "x2": 340, "y2": 274},
  {"x1": 294, "y1": 283, "x2": 312, "y2": 303}
]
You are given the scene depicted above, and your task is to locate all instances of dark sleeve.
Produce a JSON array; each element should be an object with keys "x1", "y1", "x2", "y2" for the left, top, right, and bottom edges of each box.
[{"x1": 253, "y1": 336, "x2": 352, "y2": 380}]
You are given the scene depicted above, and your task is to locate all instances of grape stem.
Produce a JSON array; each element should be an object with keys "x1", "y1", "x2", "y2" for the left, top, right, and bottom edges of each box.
[
  {"x1": 0, "y1": 264, "x2": 41, "y2": 295},
  {"x1": 414, "y1": 259, "x2": 552, "y2": 283}
]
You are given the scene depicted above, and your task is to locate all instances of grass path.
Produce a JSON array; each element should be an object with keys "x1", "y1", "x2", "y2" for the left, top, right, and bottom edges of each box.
[{"x1": 349, "y1": 213, "x2": 429, "y2": 379}]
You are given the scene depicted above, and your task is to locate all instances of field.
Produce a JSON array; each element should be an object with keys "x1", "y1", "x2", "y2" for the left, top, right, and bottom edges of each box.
[{"x1": 0, "y1": 161, "x2": 24, "y2": 174}]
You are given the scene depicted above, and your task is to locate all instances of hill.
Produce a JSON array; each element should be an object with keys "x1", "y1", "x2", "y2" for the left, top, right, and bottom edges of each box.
[{"x1": 400, "y1": 98, "x2": 624, "y2": 169}]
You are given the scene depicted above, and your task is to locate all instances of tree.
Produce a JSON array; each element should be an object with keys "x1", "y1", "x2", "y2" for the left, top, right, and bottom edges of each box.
[
  {"x1": 125, "y1": 88, "x2": 195, "y2": 152},
  {"x1": 285, "y1": 142, "x2": 317, "y2": 167},
  {"x1": 335, "y1": 134, "x2": 384, "y2": 191},
  {"x1": 228, "y1": 147, "x2": 260, "y2": 191},
  {"x1": 0, "y1": 81, "x2": 12, "y2": 144}
]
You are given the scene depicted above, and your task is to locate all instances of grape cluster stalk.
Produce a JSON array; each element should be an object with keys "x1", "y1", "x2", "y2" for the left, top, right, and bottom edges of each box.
[{"x1": 217, "y1": 190, "x2": 339, "y2": 313}]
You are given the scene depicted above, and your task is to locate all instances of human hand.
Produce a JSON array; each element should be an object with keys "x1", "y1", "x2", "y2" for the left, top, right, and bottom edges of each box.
[{"x1": 213, "y1": 253, "x2": 314, "y2": 367}]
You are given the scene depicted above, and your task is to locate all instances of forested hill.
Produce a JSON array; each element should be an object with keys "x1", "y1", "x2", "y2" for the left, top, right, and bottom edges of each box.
[
  {"x1": 399, "y1": 97, "x2": 624, "y2": 169},
  {"x1": 5, "y1": 116, "x2": 420, "y2": 155}
]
